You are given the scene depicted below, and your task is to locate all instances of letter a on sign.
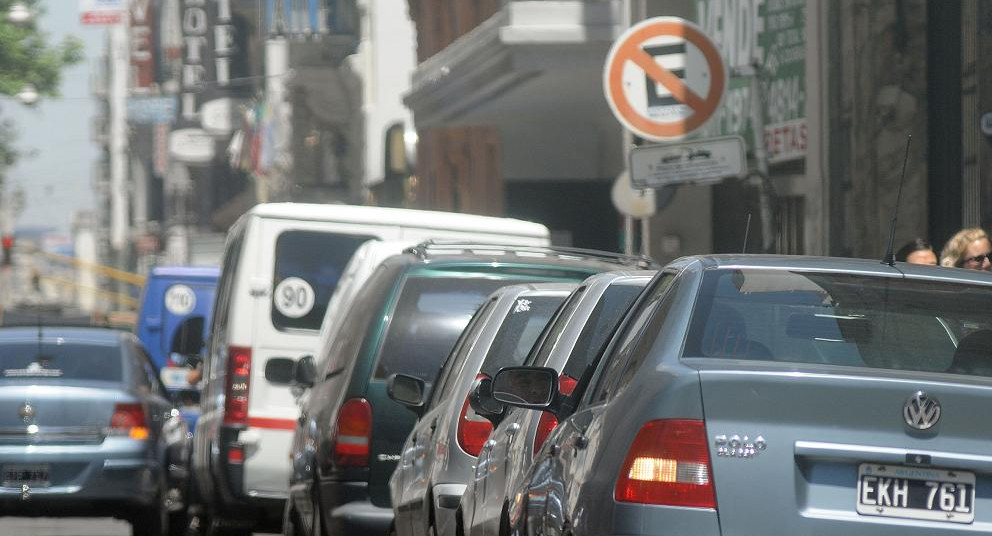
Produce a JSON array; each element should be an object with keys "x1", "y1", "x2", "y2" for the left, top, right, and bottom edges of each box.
[{"x1": 604, "y1": 17, "x2": 727, "y2": 141}]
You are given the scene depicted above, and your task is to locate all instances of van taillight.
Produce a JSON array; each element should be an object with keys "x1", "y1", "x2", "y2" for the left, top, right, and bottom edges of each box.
[
  {"x1": 109, "y1": 402, "x2": 149, "y2": 440},
  {"x1": 614, "y1": 419, "x2": 715, "y2": 508},
  {"x1": 223, "y1": 346, "x2": 252, "y2": 426},
  {"x1": 457, "y1": 374, "x2": 493, "y2": 457},
  {"x1": 533, "y1": 374, "x2": 577, "y2": 455},
  {"x1": 334, "y1": 398, "x2": 372, "y2": 467}
]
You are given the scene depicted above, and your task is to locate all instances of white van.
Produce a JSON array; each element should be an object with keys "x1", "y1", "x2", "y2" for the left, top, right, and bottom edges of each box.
[{"x1": 191, "y1": 203, "x2": 550, "y2": 533}]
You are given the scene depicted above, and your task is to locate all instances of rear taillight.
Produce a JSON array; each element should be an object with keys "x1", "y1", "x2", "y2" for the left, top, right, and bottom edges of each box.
[
  {"x1": 109, "y1": 402, "x2": 149, "y2": 440},
  {"x1": 223, "y1": 346, "x2": 251, "y2": 426},
  {"x1": 614, "y1": 419, "x2": 715, "y2": 508},
  {"x1": 334, "y1": 398, "x2": 372, "y2": 467},
  {"x1": 457, "y1": 374, "x2": 493, "y2": 457},
  {"x1": 227, "y1": 445, "x2": 245, "y2": 464},
  {"x1": 533, "y1": 374, "x2": 577, "y2": 455}
]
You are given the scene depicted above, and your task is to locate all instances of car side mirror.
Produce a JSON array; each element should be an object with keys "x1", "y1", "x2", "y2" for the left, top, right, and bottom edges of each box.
[
  {"x1": 491, "y1": 366, "x2": 559, "y2": 412},
  {"x1": 292, "y1": 355, "x2": 317, "y2": 389},
  {"x1": 387, "y1": 373, "x2": 427, "y2": 417},
  {"x1": 469, "y1": 375, "x2": 505, "y2": 425},
  {"x1": 264, "y1": 357, "x2": 296, "y2": 386}
]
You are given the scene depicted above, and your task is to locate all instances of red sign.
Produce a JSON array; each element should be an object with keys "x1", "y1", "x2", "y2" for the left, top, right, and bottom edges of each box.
[
  {"x1": 604, "y1": 17, "x2": 727, "y2": 141},
  {"x1": 130, "y1": 0, "x2": 156, "y2": 89}
]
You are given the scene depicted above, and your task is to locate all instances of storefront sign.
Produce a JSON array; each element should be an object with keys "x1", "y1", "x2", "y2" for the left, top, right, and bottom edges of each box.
[
  {"x1": 79, "y1": 0, "x2": 125, "y2": 25},
  {"x1": 130, "y1": 0, "x2": 156, "y2": 89}
]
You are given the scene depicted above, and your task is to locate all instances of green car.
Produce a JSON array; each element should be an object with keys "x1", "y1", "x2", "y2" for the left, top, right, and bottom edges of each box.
[{"x1": 279, "y1": 243, "x2": 655, "y2": 536}]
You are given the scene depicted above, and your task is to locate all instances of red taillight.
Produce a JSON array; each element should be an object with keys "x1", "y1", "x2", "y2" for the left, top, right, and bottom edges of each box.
[
  {"x1": 110, "y1": 402, "x2": 149, "y2": 440},
  {"x1": 223, "y1": 346, "x2": 252, "y2": 426},
  {"x1": 532, "y1": 374, "x2": 577, "y2": 455},
  {"x1": 334, "y1": 398, "x2": 372, "y2": 467},
  {"x1": 614, "y1": 419, "x2": 715, "y2": 508},
  {"x1": 228, "y1": 445, "x2": 245, "y2": 464},
  {"x1": 457, "y1": 374, "x2": 493, "y2": 457}
]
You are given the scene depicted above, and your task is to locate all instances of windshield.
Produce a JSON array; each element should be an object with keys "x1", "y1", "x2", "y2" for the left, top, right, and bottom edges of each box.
[
  {"x1": 373, "y1": 276, "x2": 533, "y2": 381},
  {"x1": 480, "y1": 294, "x2": 567, "y2": 376},
  {"x1": 684, "y1": 269, "x2": 992, "y2": 376},
  {"x1": 0, "y1": 342, "x2": 123, "y2": 383}
]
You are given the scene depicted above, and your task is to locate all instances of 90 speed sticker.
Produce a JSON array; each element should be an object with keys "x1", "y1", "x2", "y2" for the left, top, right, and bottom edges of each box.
[
  {"x1": 274, "y1": 277, "x2": 316, "y2": 318},
  {"x1": 164, "y1": 284, "x2": 196, "y2": 315}
]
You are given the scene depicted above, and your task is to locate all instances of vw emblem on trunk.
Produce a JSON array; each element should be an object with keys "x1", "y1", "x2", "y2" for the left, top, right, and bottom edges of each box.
[
  {"x1": 903, "y1": 391, "x2": 940, "y2": 430},
  {"x1": 17, "y1": 404, "x2": 34, "y2": 423}
]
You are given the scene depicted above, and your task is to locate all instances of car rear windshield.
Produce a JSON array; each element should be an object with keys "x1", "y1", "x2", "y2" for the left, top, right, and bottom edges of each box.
[
  {"x1": 374, "y1": 277, "x2": 532, "y2": 381},
  {"x1": 480, "y1": 295, "x2": 567, "y2": 376},
  {"x1": 561, "y1": 281, "x2": 646, "y2": 381},
  {"x1": 0, "y1": 342, "x2": 123, "y2": 382},
  {"x1": 271, "y1": 231, "x2": 375, "y2": 331},
  {"x1": 683, "y1": 268, "x2": 992, "y2": 377}
]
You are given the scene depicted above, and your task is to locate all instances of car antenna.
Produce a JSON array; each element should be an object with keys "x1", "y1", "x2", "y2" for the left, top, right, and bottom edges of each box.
[
  {"x1": 882, "y1": 134, "x2": 913, "y2": 266},
  {"x1": 742, "y1": 213, "x2": 752, "y2": 254}
]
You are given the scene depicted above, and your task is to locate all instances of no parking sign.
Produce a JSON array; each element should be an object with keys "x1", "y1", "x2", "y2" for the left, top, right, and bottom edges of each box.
[{"x1": 604, "y1": 17, "x2": 727, "y2": 141}]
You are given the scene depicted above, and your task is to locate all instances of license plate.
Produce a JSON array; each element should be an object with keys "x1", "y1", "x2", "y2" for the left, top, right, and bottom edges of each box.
[
  {"x1": 2, "y1": 464, "x2": 50, "y2": 487},
  {"x1": 161, "y1": 366, "x2": 194, "y2": 389},
  {"x1": 857, "y1": 463, "x2": 975, "y2": 523}
]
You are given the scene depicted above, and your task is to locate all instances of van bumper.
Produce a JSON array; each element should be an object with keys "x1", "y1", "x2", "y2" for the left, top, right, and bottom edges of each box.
[{"x1": 318, "y1": 480, "x2": 392, "y2": 536}]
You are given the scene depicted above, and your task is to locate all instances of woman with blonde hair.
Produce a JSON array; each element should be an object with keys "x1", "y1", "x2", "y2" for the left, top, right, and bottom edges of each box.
[{"x1": 940, "y1": 227, "x2": 992, "y2": 270}]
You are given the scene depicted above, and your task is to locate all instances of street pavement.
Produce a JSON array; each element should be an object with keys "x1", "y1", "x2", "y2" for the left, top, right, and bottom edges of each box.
[{"x1": 3, "y1": 517, "x2": 279, "y2": 535}]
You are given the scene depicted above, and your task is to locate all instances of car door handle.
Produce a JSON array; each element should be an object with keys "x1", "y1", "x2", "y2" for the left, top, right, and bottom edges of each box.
[
  {"x1": 504, "y1": 423, "x2": 520, "y2": 436},
  {"x1": 574, "y1": 435, "x2": 589, "y2": 450},
  {"x1": 429, "y1": 420, "x2": 438, "y2": 432}
]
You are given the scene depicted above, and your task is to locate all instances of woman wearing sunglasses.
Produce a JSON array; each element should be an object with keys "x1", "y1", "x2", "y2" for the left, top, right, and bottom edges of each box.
[{"x1": 941, "y1": 227, "x2": 992, "y2": 270}]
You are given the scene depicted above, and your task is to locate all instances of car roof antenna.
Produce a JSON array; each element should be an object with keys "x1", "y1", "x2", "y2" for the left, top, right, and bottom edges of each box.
[
  {"x1": 742, "y1": 213, "x2": 752, "y2": 254},
  {"x1": 882, "y1": 134, "x2": 913, "y2": 267}
]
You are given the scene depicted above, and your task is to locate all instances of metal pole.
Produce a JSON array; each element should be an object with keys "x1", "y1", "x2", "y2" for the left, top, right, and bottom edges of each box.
[
  {"x1": 621, "y1": 0, "x2": 634, "y2": 255},
  {"x1": 746, "y1": 64, "x2": 775, "y2": 252}
]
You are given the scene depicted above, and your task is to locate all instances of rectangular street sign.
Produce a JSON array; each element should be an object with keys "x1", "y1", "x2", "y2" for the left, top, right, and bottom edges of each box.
[{"x1": 629, "y1": 135, "x2": 746, "y2": 189}]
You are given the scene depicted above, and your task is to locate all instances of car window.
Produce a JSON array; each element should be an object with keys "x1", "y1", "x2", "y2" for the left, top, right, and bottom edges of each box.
[
  {"x1": 0, "y1": 342, "x2": 124, "y2": 383},
  {"x1": 271, "y1": 230, "x2": 375, "y2": 331},
  {"x1": 561, "y1": 279, "x2": 647, "y2": 382},
  {"x1": 319, "y1": 264, "x2": 396, "y2": 377},
  {"x1": 480, "y1": 294, "x2": 567, "y2": 376},
  {"x1": 587, "y1": 272, "x2": 678, "y2": 404},
  {"x1": 134, "y1": 342, "x2": 164, "y2": 395},
  {"x1": 373, "y1": 276, "x2": 532, "y2": 382},
  {"x1": 683, "y1": 269, "x2": 992, "y2": 377},
  {"x1": 427, "y1": 297, "x2": 497, "y2": 409},
  {"x1": 526, "y1": 286, "x2": 587, "y2": 367}
]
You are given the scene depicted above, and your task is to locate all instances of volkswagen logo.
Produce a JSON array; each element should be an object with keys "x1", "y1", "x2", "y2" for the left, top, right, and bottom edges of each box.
[
  {"x1": 17, "y1": 404, "x2": 34, "y2": 423},
  {"x1": 903, "y1": 391, "x2": 940, "y2": 430}
]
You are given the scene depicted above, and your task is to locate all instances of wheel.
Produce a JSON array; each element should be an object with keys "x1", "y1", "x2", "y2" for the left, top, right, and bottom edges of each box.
[{"x1": 132, "y1": 476, "x2": 169, "y2": 536}]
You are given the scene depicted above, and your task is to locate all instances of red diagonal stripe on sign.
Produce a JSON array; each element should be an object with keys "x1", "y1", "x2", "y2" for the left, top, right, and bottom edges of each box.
[{"x1": 629, "y1": 46, "x2": 706, "y2": 111}]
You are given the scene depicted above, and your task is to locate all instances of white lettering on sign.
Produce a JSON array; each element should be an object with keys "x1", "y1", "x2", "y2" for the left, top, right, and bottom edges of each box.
[
  {"x1": 697, "y1": 0, "x2": 765, "y2": 68},
  {"x1": 274, "y1": 277, "x2": 316, "y2": 319},
  {"x1": 165, "y1": 284, "x2": 197, "y2": 316}
]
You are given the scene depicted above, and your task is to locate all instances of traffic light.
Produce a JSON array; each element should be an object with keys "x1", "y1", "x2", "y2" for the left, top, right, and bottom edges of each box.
[{"x1": 1, "y1": 235, "x2": 13, "y2": 266}]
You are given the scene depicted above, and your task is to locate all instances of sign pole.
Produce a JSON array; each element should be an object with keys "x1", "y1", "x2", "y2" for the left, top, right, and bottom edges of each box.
[
  {"x1": 634, "y1": 0, "x2": 649, "y2": 257},
  {"x1": 621, "y1": 0, "x2": 635, "y2": 256},
  {"x1": 742, "y1": 64, "x2": 774, "y2": 252}
]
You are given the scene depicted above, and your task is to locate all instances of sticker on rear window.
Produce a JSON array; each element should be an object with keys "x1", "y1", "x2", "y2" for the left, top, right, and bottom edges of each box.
[
  {"x1": 165, "y1": 284, "x2": 196, "y2": 315},
  {"x1": 274, "y1": 277, "x2": 316, "y2": 319},
  {"x1": 513, "y1": 299, "x2": 532, "y2": 314}
]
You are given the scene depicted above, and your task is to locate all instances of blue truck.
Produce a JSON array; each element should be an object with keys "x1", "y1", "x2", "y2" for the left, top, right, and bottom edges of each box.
[{"x1": 136, "y1": 266, "x2": 220, "y2": 431}]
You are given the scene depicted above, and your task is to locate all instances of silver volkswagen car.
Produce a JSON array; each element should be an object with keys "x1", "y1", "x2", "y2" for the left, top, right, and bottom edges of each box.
[
  {"x1": 460, "y1": 270, "x2": 654, "y2": 536},
  {"x1": 0, "y1": 326, "x2": 188, "y2": 536},
  {"x1": 492, "y1": 255, "x2": 992, "y2": 536},
  {"x1": 388, "y1": 283, "x2": 575, "y2": 536}
]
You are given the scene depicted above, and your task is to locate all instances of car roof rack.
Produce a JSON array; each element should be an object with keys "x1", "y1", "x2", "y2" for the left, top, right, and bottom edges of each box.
[{"x1": 404, "y1": 240, "x2": 658, "y2": 269}]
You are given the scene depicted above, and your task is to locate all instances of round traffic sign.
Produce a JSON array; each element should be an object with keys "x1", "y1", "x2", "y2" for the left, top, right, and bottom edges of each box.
[{"x1": 604, "y1": 17, "x2": 727, "y2": 141}]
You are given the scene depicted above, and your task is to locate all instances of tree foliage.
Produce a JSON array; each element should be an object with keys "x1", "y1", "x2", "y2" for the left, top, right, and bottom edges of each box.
[{"x1": 0, "y1": 0, "x2": 84, "y2": 171}]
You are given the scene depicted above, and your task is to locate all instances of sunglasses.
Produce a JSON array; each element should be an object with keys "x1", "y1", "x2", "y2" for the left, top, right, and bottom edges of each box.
[{"x1": 961, "y1": 253, "x2": 992, "y2": 265}]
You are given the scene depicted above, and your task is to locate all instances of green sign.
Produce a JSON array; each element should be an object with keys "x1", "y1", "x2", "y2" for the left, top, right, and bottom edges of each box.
[{"x1": 695, "y1": 0, "x2": 806, "y2": 163}]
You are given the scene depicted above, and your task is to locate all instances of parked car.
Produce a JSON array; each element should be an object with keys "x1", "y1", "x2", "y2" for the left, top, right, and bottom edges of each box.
[
  {"x1": 389, "y1": 282, "x2": 577, "y2": 536},
  {"x1": 459, "y1": 270, "x2": 654, "y2": 536},
  {"x1": 191, "y1": 203, "x2": 552, "y2": 534},
  {"x1": 491, "y1": 255, "x2": 992, "y2": 536},
  {"x1": 280, "y1": 243, "x2": 654, "y2": 536},
  {"x1": 0, "y1": 326, "x2": 189, "y2": 536}
]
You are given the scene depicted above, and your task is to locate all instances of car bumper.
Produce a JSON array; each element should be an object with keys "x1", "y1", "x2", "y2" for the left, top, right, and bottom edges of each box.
[
  {"x1": 318, "y1": 480, "x2": 392, "y2": 536},
  {"x1": 0, "y1": 438, "x2": 161, "y2": 511}
]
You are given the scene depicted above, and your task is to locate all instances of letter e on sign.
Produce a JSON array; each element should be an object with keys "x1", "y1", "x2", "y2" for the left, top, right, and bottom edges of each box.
[{"x1": 604, "y1": 17, "x2": 727, "y2": 141}]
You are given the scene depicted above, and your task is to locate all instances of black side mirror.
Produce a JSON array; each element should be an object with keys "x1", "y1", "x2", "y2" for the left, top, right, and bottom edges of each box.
[
  {"x1": 468, "y1": 375, "x2": 505, "y2": 425},
  {"x1": 387, "y1": 373, "x2": 427, "y2": 417},
  {"x1": 293, "y1": 355, "x2": 317, "y2": 389},
  {"x1": 491, "y1": 366, "x2": 560, "y2": 414},
  {"x1": 264, "y1": 357, "x2": 296, "y2": 385}
]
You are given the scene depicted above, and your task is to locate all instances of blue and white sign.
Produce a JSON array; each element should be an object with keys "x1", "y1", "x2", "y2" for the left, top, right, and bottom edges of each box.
[{"x1": 127, "y1": 96, "x2": 178, "y2": 124}]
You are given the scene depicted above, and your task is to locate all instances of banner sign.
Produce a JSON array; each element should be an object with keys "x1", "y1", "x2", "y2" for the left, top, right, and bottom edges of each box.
[
  {"x1": 127, "y1": 96, "x2": 177, "y2": 124},
  {"x1": 129, "y1": 0, "x2": 156, "y2": 89},
  {"x1": 695, "y1": 0, "x2": 806, "y2": 163},
  {"x1": 79, "y1": 0, "x2": 125, "y2": 25}
]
